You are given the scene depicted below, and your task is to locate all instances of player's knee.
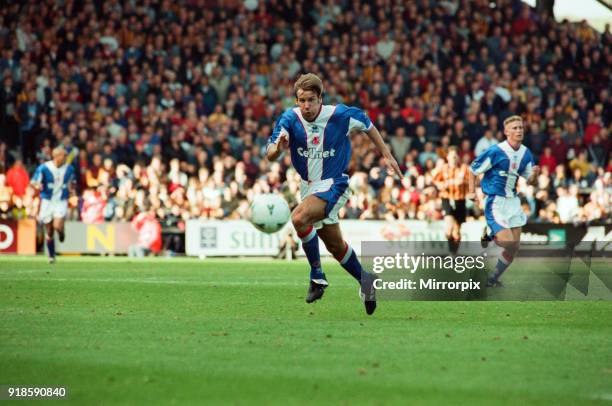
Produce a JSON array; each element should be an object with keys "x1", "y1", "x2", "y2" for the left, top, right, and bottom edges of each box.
[
  {"x1": 291, "y1": 210, "x2": 308, "y2": 230},
  {"x1": 506, "y1": 243, "x2": 519, "y2": 257}
]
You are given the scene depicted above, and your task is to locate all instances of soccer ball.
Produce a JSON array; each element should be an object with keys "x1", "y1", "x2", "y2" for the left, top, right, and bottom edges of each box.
[{"x1": 249, "y1": 193, "x2": 291, "y2": 234}]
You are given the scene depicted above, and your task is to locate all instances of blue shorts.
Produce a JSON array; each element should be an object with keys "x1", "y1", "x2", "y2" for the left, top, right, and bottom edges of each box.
[
  {"x1": 300, "y1": 176, "x2": 350, "y2": 228},
  {"x1": 484, "y1": 195, "x2": 527, "y2": 236}
]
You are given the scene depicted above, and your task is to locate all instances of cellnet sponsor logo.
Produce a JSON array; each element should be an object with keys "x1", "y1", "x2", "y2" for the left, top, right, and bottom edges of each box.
[{"x1": 297, "y1": 147, "x2": 336, "y2": 159}]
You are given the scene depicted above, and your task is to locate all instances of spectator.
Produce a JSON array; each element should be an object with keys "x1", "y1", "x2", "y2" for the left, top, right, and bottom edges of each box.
[
  {"x1": 588, "y1": 134, "x2": 608, "y2": 167},
  {"x1": 547, "y1": 130, "x2": 569, "y2": 164},
  {"x1": 128, "y1": 207, "x2": 162, "y2": 257},
  {"x1": 81, "y1": 189, "x2": 106, "y2": 224},
  {"x1": 569, "y1": 151, "x2": 594, "y2": 180},
  {"x1": 418, "y1": 142, "x2": 438, "y2": 168},
  {"x1": 85, "y1": 154, "x2": 104, "y2": 189},
  {"x1": 5, "y1": 158, "x2": 29, "y2": 197},
  {"x1": 18, "y1": 91, "x2": 42, "y2": 160},
  {"x1": 474, "y1": 130, "x2": 498, "y2": 157},
  {"x1": 539, "y1": 146, "x2": 558, "y2": 174},
  {"x1": 556, "y1": 186, "x2": 580, "y2": 223},
  {"x1": 390, "y1": 127, "x2": 411, "y2": 163}
]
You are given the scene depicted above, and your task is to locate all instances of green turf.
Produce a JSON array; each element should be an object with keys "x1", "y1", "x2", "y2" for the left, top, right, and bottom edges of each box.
[{"x1": 0, "y1": 257, "x2": 611, "y2": 405}]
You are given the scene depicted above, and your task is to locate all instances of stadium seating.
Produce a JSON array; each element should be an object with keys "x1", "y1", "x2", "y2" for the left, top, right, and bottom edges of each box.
[{"x1": 0, "y1": 0, "x2": 609, "y2": 230}]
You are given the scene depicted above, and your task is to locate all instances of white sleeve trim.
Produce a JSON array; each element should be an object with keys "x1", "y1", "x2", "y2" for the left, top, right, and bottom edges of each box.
[
  {"x1": 274, "y1": 128, "x2": 289, "y2": 143},
  {"x1": 471, "y1": 157, "x2": 492, "y2": 175},
  {"x1": 348, "y1": 117, "x2": 370, "y2": 135}
]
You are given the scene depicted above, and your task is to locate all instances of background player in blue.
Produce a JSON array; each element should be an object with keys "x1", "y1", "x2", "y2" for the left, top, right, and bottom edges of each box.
[
  {"x1": 470, "y1": 116, "x2": 540, "y2": 286},
  {"x1": 266, "y1": 73, "x2": 402, "y2": 315},
  {"x1": 31, "y1": 147, "x2": 76, "y2": 264}
]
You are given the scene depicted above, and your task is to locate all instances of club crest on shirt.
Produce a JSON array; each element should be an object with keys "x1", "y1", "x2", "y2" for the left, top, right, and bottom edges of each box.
[{"x1": 511, "y1": 155, "x2": 519, "y2": 170}]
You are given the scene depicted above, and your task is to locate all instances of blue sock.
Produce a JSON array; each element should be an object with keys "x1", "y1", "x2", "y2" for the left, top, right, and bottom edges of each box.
[
  {"x1": 335, "y1": 243, "x2": 362, "y2": 282},
  {"x1": 309, "y1": 267, "x2": 326, "y2": 282},
  {"x1": 46, "y1": 239, "x2": 55, "y2": 258},
  {"x1": 489, "y1": 250, "x2": 513, "y2": 283},
  {"x1": 299, "y1": 226, "x2": 326, "y2": 284}
]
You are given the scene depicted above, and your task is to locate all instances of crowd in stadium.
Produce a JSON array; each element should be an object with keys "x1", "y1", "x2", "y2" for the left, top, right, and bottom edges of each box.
[{"x1": 0, "y1": 0, "x2": 610, "y2": 230}]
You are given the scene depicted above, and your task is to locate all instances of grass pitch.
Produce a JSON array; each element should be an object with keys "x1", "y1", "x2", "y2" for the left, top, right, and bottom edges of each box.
[{"x1": 0, "y1": 257, "x2": 611, "y2": 405}]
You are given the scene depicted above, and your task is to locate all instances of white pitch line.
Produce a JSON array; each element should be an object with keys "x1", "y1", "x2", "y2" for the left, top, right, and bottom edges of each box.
[
  {"x1": 0, "y1": 277, "x2": 311, "y2": 287},
  {"x1": 591, "y1": 394, "x2": 612, "y2": 402}
]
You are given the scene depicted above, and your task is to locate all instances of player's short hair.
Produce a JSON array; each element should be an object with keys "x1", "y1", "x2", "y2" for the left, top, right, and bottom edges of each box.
[
  {"x1": 294, "y1": 73, "x2": 324, "y2": 98},
  {"x1": 447, "y1": 146, "x2": 459, "y2": 154},
  {"x1": 503, "y1": 115, "x2": 523, "y2": 128},
  {"x1": 51, "y1": 146, "x2": 66, "y2": 157}
]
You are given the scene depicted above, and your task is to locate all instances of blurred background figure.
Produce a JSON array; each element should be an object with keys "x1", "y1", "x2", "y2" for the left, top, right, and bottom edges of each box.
[
  {"x1": 128, "y1": 206, "x2": 162, "y2": 257},
  {"x1": 277, "y1": 228, "x2": 299, "y2": 260}
]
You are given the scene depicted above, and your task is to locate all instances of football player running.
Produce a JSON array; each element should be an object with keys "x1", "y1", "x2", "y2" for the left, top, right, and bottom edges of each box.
[
  {"x1": 267, "y1": 73, "x2": 402, "y2": 315},
  {"x1": 31, "y1": 147, "x2": 76, "y2": 264},
  {"x1": 470, "y1": 116, "x2": 540, "y2": 286}
]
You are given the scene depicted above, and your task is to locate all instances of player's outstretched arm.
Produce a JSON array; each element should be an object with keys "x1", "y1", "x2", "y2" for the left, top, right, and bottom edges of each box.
[
  {"x1": 467, "y1": 171, "x2": 480, "y2": 203},
  {"x1": 364, "y1": 126, "x2": 403, "y2": 178},
  {"x1": 266, "y1": 133, "x2": 288, "y2": 162},
  {"x1": 526, "y1": 165, "x2": 540, "y2": 186},
  {"x1": 29, "y1": 180, "x2": 41, "y2": 191},
  {"x1": 30, "y1": 165, "x2": 43, "y2": 191},
  {"x1": 29, "y1": 168, "x2": 43, "y2": 218}
]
